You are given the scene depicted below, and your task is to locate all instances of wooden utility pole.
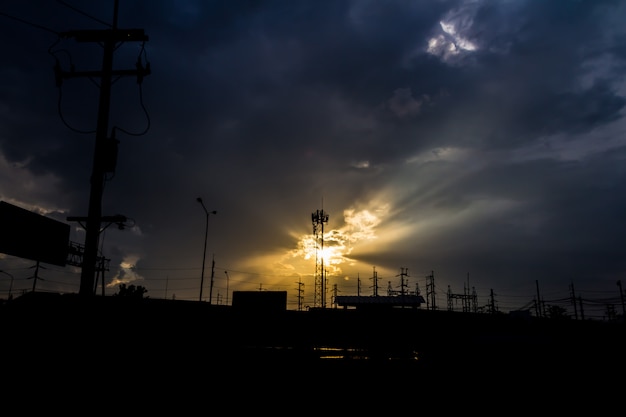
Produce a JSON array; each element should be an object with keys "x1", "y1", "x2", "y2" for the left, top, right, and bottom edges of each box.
[{"x1": 58, "y1": 0, "x2": 149, "y2": 296}]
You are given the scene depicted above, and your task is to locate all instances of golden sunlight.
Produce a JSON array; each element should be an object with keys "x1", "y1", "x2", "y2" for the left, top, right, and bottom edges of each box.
[
  {"x1": 240, "y1": 203, "x2": 389, "y2": 293},
  {"x1": 290, "y1": 205, "x2": 386, "y2": 276},
  {"x1": 108, "y1": 255, "x2": 144, "y2": 288}
]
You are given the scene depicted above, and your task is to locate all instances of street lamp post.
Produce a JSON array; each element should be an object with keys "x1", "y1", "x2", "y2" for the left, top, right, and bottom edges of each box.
[
  {"x1": 224, "y1": 270, "x2": 230, "y2": 306},
  {"x1": 196, "y1": 198, "x2": 216, "y2": 302},
  {"x1": 0, "y1": 270, "x2": 14, "y2": 300}
]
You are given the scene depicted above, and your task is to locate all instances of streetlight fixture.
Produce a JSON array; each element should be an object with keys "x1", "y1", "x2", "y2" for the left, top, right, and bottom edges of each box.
[
  {"x1": 0, "y1": 270, "x2": 14, "y2": 300},
  {"x1": 196, "y1": 197, "x2": 216, "y2": 303}
]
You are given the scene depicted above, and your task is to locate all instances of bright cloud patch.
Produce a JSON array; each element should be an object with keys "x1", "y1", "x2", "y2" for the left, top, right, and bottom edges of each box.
[
  {"x1": 279, "y1": 204, "x2": 388, "y2": 277},
  {"x1": 107, "y1": 255, "x2": 145, "y2": 288},
  {"x1": 351, "y1": 160, "x2": 370, "y2": 169},
  {"x1": 426, "y1": 0, "x2": 479, "y2": 65},
  {"x1": 427, "y1": 20, "x2": 477, "y2": 63}
]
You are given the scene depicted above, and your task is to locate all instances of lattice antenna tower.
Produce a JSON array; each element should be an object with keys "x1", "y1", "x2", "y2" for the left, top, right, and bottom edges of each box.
[{"x1": 312, "y1": 208, "x2": 329, "y2": 308}]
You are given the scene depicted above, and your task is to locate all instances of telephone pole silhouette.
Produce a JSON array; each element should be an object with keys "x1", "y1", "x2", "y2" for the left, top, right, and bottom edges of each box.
[{"x1": 57, "y1": 0, "x2": 150, "y2": 296}]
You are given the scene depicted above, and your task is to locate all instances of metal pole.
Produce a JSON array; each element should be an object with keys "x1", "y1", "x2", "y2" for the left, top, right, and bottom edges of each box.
[
  {"x1": 197, "y1": 198, "x2": 208, "y2": 302},
  {"x1": 32, "y1": 261, "x2": 40, "y2": 292},
  {"x1": 196, "y1": 198, "x2": 216, "y2": 302},
  {"x1": 79, "y1": 1, "x2": 118, "y2": 296},
  {"x1": 224, "y1": 270, "x2": 230, "y2": 306},
  {"x1": 209, "y1": 254, "x2": 215, "y2": 305}
]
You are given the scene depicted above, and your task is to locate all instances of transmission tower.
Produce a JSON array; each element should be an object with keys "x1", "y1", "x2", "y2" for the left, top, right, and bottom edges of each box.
[{"x1": 312, "y1": 208, "x2": 329, "y2": 308}]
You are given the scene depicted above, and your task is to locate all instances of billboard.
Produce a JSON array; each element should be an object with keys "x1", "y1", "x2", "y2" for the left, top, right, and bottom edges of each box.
[{"x1": 0, "y1": 201, "x2": 70, "y2": 266}]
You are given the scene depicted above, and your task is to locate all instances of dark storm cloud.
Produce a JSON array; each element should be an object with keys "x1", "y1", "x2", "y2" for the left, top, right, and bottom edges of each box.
[
  {"x1": 140, "y1": 0, "x2": 459, "y2": 167},
  {"x1": 400, "y1": 0, "x2": 626, "y2": 151}
]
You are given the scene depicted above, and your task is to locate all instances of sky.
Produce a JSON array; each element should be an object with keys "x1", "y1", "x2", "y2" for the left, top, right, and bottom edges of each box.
[{"x1": 1, "y1": 0, "x2": 626, "y2": 316}]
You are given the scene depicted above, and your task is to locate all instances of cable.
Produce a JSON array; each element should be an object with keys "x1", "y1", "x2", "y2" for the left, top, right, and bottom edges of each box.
[
  {"x1": 112, "y1": 43, "x2": 152, "y2": 137},
  {"x1": 48, "y1": 37, "x2": 97, "y2": 134},
  {"x1": 49, "y1": 40, "x2": 151, "y2": 138},
  {"x1": 56, "y1": 0, "x2": 111, "y2": 27},
  {"x1": 112, "y1": 82, "x2": 151, "y2": 137},
  {"x1": 0, "y1": 11, "x2": 59, "y2": 35},
  {"x1": 56, "y1": 87, "x2": 96, "y2": 134}
]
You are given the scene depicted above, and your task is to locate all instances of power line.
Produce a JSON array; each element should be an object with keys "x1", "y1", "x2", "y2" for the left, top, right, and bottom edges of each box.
[
  {"x1": 0, "y1": 11, "x2": 59, "y2": 35},
  {"x1": 56, "y1": 0, "x2": 112, "y2": 27}
]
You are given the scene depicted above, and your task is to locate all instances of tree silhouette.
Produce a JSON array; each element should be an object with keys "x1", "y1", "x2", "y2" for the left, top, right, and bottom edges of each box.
[
  {"x1": 114, "y1": 283, "x2": 148, "y2": 299},
  {"x1": 546, "y1": 305, "x2": 569, "y2": 320}
]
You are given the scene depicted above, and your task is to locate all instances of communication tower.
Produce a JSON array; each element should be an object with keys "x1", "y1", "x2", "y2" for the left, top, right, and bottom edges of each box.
[{"x1": 312, "y1": 208, "x2": 329, "y2": 308}]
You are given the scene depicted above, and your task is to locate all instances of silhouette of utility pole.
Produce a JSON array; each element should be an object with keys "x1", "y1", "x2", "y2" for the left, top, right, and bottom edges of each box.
[
  {"x1": 426, "y1": 270, "x2": 436, "y2": 311},
  {"x1": 370, "y1": 266, "x2": 379, "y2": 296},
  {"x1": 331, "y1": 282, "x2": 340, "y2": 308},
  {"x1": 535, "y1": 280, "x2": 543, "y2": 318},
  {"x1": 208, "y1": 254, "x2": 216, "y2": 304},
  {"x1": 28, "y1": 261, "x2": 45, "y2": 292},
  {"x1": 295, "y1": 278, "x2": 305, "y2": 311},
  {"x1": 57, "y1": 0, "x2": 150, "y2": 296},
  {"x1": 397, "y1": 267, "x2": 409, "y2": 296},
  {"x1": 224, "y1": 270, "x2": 230, "y2": 306},
  {"x1": 487, "y1": 288, "x2": 498, "y2": 314}
]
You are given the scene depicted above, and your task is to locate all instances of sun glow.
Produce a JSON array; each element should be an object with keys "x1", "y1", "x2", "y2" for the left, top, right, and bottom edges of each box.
[
  {"x1": 241, "y1": 202, "x2": 390, "y2": 293},
  {"x1": 284, "y1": 205, "x2": 388, "y2": 277},
  {"x1": 317, "y1": 244, "x2": 343, "y2": 267}
]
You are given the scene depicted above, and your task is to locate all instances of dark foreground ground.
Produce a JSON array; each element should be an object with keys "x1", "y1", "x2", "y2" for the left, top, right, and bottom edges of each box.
[{"x1": 2, "y1": 292, "x2": 624, "y2": 411}]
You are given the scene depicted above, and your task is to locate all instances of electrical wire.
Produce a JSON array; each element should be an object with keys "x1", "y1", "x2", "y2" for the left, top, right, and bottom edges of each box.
[
  {"x1": 0, "y1": 11, "x2": 59, "y2": 35},
  {"x1": 112, "y1": 43, "x2": 152, "y2": 137},
  {"x1": 56, "y1": 0, "x2": 112, "y2": 27},
  {"x1": 56, "y1": 87, "x2": 97, "y2": 134}
]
